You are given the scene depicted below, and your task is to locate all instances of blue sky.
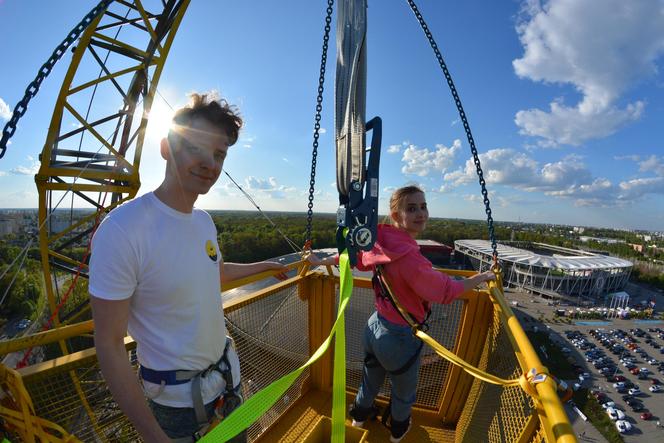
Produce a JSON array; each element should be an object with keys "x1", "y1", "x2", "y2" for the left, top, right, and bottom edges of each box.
[{"x1": 1, "y1": 0, "x2": 664, "y2": 232}]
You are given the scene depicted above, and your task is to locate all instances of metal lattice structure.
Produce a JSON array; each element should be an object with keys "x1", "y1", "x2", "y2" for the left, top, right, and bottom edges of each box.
[
  {"x1": 455, "y1": 240, "x2": 632, "y2": 299},
  {"x1": 36, "y1": 0, "x2": 190, "y2": 335}
]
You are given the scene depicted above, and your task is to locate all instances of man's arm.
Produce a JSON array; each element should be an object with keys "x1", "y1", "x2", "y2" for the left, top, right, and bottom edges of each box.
[
  {"x1": 90, "y1": 295, "x2": 170, "y2": 443},
  {"x1": 220, "y1": 260, "x2": 287, "y2": 284}
]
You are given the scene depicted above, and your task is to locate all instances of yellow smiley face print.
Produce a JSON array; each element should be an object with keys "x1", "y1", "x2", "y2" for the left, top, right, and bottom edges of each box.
[{"x1": 205, "y1": 239, "x2": 218, "y2": 262}]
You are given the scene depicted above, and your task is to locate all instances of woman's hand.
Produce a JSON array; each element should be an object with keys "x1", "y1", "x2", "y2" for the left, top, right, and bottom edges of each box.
[
  {"x1": 306, "y1": 253, "x2": 336, "y2": 267},
  {"x1": 477, "y1": 270, "x2": 496, "y2": 283},
  {"x1": 463, "y1": 270, "x2": 497, "y2": 292}
]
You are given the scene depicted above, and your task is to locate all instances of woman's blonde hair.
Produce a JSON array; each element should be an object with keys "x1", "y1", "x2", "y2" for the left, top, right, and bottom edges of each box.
[{"x1": 384, "y1": 185, "x2": 425, "y2": 225}]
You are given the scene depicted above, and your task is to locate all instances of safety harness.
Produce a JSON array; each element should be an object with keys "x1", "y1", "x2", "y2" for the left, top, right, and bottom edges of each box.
[
  {"x1": 139, "y1": 336, "x2": 242, "y2": 441},
  {"x1": 367, "y1": 264, "x2": 431, "y2": 427}
]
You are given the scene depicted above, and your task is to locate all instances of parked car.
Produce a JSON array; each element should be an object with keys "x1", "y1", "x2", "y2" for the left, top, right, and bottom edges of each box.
[
  {"x1": 606, "y1": 407, "x2": 625, "y2": 420},
  {"x1": 641, "y1": 412, "x2": 653, "y2": 420},
  {"x1": 629, "y1": 388, "x2": 642, "y2": 396},
  {"x1": 649, "y1": 385, "x2": 662, "y2": 393},
  {"x1": 612, "y1": 375, "x2": 626, "y2": 382},
  {"x1": 626, "y1": 398, "x2": 641, "y2": 407},
  {"x1": 616, "y1": 420, "x2": 632, "y2": 433},
  {"x1": 601, "y1": 401, "x2": 617, "y2": 409}
]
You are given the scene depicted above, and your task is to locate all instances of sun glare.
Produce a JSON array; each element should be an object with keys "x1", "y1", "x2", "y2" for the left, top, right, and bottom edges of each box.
[{"x1": 145, "y1": 100, "x2": 175, "y2": 141}]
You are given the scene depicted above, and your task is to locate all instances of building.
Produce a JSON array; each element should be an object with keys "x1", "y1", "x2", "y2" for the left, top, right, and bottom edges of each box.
[
  {"x1": 454, "y1": 240, "x2": 633, "y2": 299},
  {"x1": 416, "y1": 239, "x2": 454, "y2": 267}
]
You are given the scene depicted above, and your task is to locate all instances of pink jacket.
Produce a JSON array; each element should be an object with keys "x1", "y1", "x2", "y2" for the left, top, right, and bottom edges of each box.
[{"x1": 354, "y1": 224, "x2": 465, "y2": 326}]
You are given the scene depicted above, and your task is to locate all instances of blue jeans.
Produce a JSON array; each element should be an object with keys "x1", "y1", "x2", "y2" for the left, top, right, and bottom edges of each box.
[
  {"x1": 354, "y1": 312, "x2": 422, "y2": 422},
  {"x1": 148, "y1": 397, "x2": 247, "y2": 442}
]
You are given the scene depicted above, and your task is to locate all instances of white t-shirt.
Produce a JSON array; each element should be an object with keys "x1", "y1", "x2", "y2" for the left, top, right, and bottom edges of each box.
[{"x1": 89, "y1": 192, "x2": 238, "y2": 407}]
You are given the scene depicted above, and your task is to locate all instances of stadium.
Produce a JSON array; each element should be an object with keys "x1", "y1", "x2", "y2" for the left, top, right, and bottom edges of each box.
[{"x1": 454, "y1": 240, "x2": 633, "y2": 300}]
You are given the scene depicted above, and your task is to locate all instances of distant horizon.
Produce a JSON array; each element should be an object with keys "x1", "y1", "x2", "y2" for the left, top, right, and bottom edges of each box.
[{"x1": 0, "y1": 207, "x2": 661, "y2": 234}]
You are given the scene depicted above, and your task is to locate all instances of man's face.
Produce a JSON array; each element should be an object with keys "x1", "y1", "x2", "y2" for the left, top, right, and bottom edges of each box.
[{"x1": 166, "y1": 118, "x2": 229, "y2": 197}]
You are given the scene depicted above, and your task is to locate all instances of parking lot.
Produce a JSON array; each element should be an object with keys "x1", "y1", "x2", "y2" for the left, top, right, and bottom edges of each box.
[{"x1": 505, "y1": 286, "x2": 664, "y2": 442}]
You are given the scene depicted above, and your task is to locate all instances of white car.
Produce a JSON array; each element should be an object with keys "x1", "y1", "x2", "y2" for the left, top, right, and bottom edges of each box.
[
  {"x1": 628, "y1": 388, "x2": 642, "y2": 396},
  {"x1": 613, "y1": 382, "x2": 625, "y2": 389},
  {"x1": 606, "y1": 407, "x2": 625, "y2": 420},
  {"x1": 616, "y1": 420, "x2": 632, "y2": 433},
  {"x1": 649, "y1": 385, "x2": 662, "y2": 393},
  {"x1": 601, "y1": 401, "x2": 617, "y2": 409}
]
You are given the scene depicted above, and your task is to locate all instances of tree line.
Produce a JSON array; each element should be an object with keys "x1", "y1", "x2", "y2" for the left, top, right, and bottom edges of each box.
[{"x1": 1, "y1": 212, "x2": 662, "y2": 328}]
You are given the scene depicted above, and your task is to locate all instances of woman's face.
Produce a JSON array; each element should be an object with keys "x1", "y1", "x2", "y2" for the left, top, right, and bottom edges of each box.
[{"x1": 392, "y1": 192, "x2": 428, "y2": 238}]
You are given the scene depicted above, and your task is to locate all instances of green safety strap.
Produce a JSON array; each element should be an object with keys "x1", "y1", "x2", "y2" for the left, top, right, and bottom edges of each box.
[
  {"x1": 203, "y1": 250, "x2": 354, "y2": 442},
  {"x1": 332, "y1": 251, "x2": 352, "y2": 442}
]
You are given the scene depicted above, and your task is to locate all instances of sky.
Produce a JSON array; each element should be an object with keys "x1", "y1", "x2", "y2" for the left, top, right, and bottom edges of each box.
[{"x1": 1, "y1": 0, "x2": 664, "y2": 232}]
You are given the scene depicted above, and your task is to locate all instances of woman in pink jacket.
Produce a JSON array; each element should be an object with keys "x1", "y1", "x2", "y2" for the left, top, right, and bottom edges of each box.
[{"x1": 309, "y1": 185, "x2": 495, "y2": 443}]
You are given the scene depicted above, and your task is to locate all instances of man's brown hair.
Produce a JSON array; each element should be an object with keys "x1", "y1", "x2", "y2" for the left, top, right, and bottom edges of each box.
[{"x1": 168, "y1": 92, "x2": 243, "y2": 146}]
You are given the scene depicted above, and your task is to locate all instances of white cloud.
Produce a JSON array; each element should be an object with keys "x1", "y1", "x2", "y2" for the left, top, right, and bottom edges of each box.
[
  {"x1": 10, "y1": 157, "x2": 40, "y2": 175},
  {"x1": 401, "y1": 139, "x2": 461, "y2": 177},
  {"x1": 618, "y1": 176, "x2": 664, "y2": 200},
  {"x1": 513, "y1": 0, "x2": 664, "y2": 146},
  {"x1": 0, "y1": 97, "x2": 11, "y2": 121},
  {"x1": 463, "y1": 191, "x2": 512, "y2": 208},
  {"x1": 244, "y1": 176, "x2": 296, "y2": 199},
  {"x1": 444, "y1": 148, "x2": 540, "y2": 187},
  {"x1": 387, "y1": 144, "x2": 401, "y2": 154},
  {"x1": 239, "y1": 134, "x2": 255, "y2": 149},
  {"x1": 442, "y1": 148, "x2": 639, "y2": 206},
  {"x1": 638, "y1": 155, "x2": 664, "y2": 176},
  {"x1": 319, "y1": 127, "x2": 327, "y2": 134}
]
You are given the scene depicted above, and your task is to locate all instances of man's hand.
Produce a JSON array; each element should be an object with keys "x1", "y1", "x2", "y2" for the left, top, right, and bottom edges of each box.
[{"x1": 262, "y1": 261, "x2": 289, "y2": 281}]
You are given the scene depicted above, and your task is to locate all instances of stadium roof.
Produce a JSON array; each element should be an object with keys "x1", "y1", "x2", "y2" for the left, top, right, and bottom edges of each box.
[{"x1": 454, "y1": 240, "x2": 633, "y2": 270}]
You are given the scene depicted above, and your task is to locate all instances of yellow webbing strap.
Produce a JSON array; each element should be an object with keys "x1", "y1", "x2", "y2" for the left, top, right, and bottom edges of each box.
[
  {"x1": 376, "y1": 267, "x2": 545, "y2": 396},
  {"x1": 332, "y1": 251, "x2": 352, "y2": 442},
  {"x1": 203, "y1": 250, "x2": 354, "y2": 442}
]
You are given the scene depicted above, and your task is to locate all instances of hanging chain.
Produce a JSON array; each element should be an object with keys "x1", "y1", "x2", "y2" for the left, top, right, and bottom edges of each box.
[
  {"x1": 305, "y1": 0, "x2": 335, "y2": 247},
  {"x1": 0, "y1": 0, "x2": 114, "y2": 159},
  {"x1": 406, "y1": 0, "x2": 498, "y2": 264}
]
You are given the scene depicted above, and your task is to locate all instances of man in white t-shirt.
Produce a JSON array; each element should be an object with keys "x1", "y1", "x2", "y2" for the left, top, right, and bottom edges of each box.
[{"x1": 89, "y1": 93, "x2": 286, "y2": 442}]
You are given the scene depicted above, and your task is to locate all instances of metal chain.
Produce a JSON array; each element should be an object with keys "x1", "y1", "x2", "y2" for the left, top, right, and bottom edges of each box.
[
  {"x1": 406, "y1": 0, "x2": 498, "y2": 263},
  {"x1": 0, "y1": 0, "x2": 115, "y2": 159},
  {"x1": 305, "y1": 0, "x2": 335, "y2": 247}
]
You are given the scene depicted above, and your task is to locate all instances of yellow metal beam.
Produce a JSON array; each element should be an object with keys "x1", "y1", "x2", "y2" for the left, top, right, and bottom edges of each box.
[
  {"x1": 62, "y1": 102, "x2": 132, "y2": 168},
  {"x1": 91, "y1": 32, "x2": 151, "y2": 60},
  {"x1": 68, "y1": 64, "x2": 145, "y2": 95},
  {"x1": 489, "y1": 285, "x2": 576, "y2": 443},
  {"x1": 0, "y1": 321, "x2": 94, "y2": 355},
  {"x1": 133, "y1": 0, "x2": 163, "y2": 54}
]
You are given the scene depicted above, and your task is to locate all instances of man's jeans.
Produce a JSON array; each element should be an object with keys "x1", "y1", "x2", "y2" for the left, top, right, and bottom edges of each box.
[
  {"x1": 354, "y1": 311, "x2": 422, "y2": 422},
  {"x1": 149, "y1": 397, "x2": 247, "y2": 442}
]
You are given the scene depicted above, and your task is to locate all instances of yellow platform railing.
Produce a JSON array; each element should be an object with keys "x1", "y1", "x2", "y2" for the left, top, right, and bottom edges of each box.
[{"x1": 0, "y1": 265, "x2": 574, "y2": 442}]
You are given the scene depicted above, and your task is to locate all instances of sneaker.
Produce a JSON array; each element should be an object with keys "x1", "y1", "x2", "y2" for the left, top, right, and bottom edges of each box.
[
  {"x1": 389, "y1": 417, "x2": 411, "y2": 443},
  {"x1": 349, "y1": 402, "x2": 378, "y2": 428}
]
